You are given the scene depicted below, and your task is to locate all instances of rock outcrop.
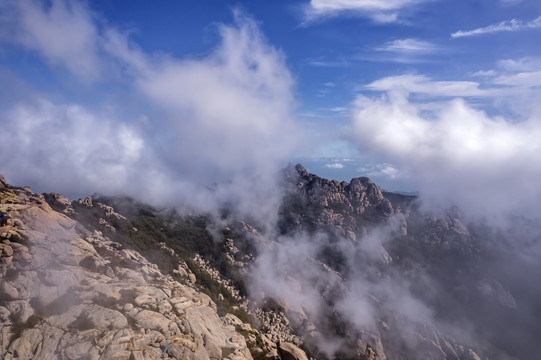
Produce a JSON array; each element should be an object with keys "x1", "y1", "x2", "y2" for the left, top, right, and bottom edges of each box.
[
  {"x1": 280, "y1": 164, "x2": 394, "y2": 238},
  {"x1": 0, "y1": 182, "x2": 257, "y2": 359}
]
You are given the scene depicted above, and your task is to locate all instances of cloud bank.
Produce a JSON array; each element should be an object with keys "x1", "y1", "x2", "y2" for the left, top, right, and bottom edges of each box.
[
  {"x1": 0, "y1": 1, "x2": 300, "y2": 224},
  {"x1": 348, "y1": 89, "x2": 541, "y2": 220}
]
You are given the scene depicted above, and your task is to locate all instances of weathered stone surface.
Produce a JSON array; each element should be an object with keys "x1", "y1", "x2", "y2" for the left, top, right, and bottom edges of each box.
[
  {"x1": 1, "y1": 244, "x2": 13, "y2": 257},
  {"x1": 8, "y1": 328, "x2": 43, "y2": 360},
  {"x1": 277, "y1": 341, "x2": 308, "y2": 360},
  {"x1": 0, "y1": 180, "x2": 256, "y2": 360},
  {"x1": 86, "y1": 305, "x2": 129, "y2": 329},
  {"x1": 133, "y1": 310, "x2": 170, "y2": 333},
  {"x1": 1, "y1": 281, "x2": 19, "y2": 300}
]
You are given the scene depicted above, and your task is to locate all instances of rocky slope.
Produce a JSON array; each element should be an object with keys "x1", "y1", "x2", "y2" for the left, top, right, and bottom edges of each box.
[{"x1": 0, "y1": 178, "x2": 308, "y2": 360}]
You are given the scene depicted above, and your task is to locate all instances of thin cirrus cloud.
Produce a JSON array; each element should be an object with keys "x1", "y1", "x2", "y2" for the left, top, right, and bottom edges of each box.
[
  {"x1": 364, "y1": 69, "x2": 541, "y2": 99},
  {"x1": 368, "y1": 38, "x2": 443, "y2": 63},
  {"x1": 304, "y1": 0, "x2": 431, "y2": 23},
  {"x1": 471, "y1": 57, "x2": 541, "y2": 90},
  {"x1": 376, "y1": 38, "x2": 440, "y2": 53},
  {"x1": 451, "y1": 15, "x2": 541, "y2": 38},
  {"x1": 365, "y1": 74, "x2": 495, "y2": 97}
]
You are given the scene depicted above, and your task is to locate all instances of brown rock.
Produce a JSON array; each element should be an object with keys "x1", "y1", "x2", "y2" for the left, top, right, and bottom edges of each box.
[{"x1": 277, "y1": 342, "x2": 308, "y2": 360}]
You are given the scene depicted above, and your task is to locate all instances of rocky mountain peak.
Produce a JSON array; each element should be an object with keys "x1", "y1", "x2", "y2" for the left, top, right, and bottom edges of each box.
[
  {"x1": 279, "y1": 164, "x2": 394, "y2": 237},
  {"x1": 294, "y1": 163, "x2": 308, "y2": 177}
]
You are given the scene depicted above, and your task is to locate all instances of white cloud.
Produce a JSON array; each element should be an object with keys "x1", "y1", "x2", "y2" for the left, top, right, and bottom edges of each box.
[
  {"x1": 348, "y1": 90, "x2": 541, "y2": 219},
  {"x1": 0, "y1": 6, "x2": 301, "y2": 225},
  {"x1": 311, "y1": 0, "x2": 418, "y2": 12},
  {"x1": 365, "y1": 74, "x2": 494, "y2": 97},
  {"x1": 500, "y1": 0, "x2": 522, "y2": 6},
  {"x1": 0, "y1": 99, "x2": 146, "y2": 195},
  {"x1": 307, "y1": 58, "x2": 349, "y2": 67},
  {"x1": 467, "y1": 57, "x2": 541, "y2": 92},
  {"x1": 304, "y1": 0, "x2": 431, "y2": 23},
  {"x1": 1, "y1": 0, "x2": 104, "y2": 81},
  {"x1": 369, "y1": 38, "x2": 443, "y2": 63},
  {"x1": 472, "y1": 70, "x2": 497, "y2": 77},
  {"x1": 324, "y1": 82, "x2": 335, "y2": 87},
  {"x1": 498, "y1": 57, "x2": 541, "y2": 72},
  {"x1": 493, "y1": 71, "x2": 541, "y2": 88},
  {"x1": 377, "y1": 38, "x2": 440, "y2": 53},
  {"x1": 358, "y1": 163, "x2": 401, "y2": 179},
  {"x1": 324, "y1": 163, "x2": 345, "y2": 169},
  {"x1": 451, "y1": 15, "x2": 541, "y2": 38},
  {"x1": 364, "y1": 68, "x2": 541, "y2": 102}
]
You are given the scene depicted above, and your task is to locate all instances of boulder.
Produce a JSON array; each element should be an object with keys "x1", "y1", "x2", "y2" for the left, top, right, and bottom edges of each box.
[
  {"x1": 277, "y1": 342, "x2": 308, "y2": 360},
  {"x1": 8, "y1": 328, "x2": 43, "y2": 359},
  {"x1": 1, "y1": 244, "x2": 13, "y2": 257},
  {"x1": 133, "y1": 310, "x2": 169, "y2": 333},
  {"x1": 85, "y1": 305, "x2": 129, "y2": 329}
]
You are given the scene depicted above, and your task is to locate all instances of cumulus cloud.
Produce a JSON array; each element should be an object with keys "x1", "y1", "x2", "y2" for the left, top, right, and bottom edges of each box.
[
  {"x1": 348, "y1": 90, "x2": 541, "y2": 219},
  {"x1": 0, "y1": 100, "x2": 146, "y2": 196},
  {"x1": 451, "y1": 15, "x2": 541, "y2": 38},
  {"x1": 304, "y1": 0, "x2": 431, "y2": 23},
  {"x1": 0, "y1": 4, "x2": 300, "y2": 225}
]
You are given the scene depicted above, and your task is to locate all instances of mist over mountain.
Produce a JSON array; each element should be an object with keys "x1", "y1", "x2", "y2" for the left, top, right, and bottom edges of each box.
[
  {"x1": 1, "y1": 165, "x2": 540, "y2": 359},
  {"x1": 1, "y1": 1, "x2": 541, "y2": 359}
]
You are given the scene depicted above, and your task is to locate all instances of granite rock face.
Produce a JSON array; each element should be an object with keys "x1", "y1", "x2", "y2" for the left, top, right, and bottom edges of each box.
[
  {"x1": 280, "y1": 164, "x2": 394, "y2": 237},
  {"x1": 0, "y1": 183, "x2": 256, "y2": 360}
]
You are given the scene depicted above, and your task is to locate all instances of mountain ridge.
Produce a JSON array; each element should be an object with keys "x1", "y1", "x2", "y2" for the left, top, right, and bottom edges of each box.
[{"x1": 1, "y1": 166, "x2": 538, "y2": 359}]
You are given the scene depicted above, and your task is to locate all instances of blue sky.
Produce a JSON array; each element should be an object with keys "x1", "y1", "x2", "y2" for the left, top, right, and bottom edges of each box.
[{"x1": 1, "y1": 0, "x2": 541, "y2": 216}]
